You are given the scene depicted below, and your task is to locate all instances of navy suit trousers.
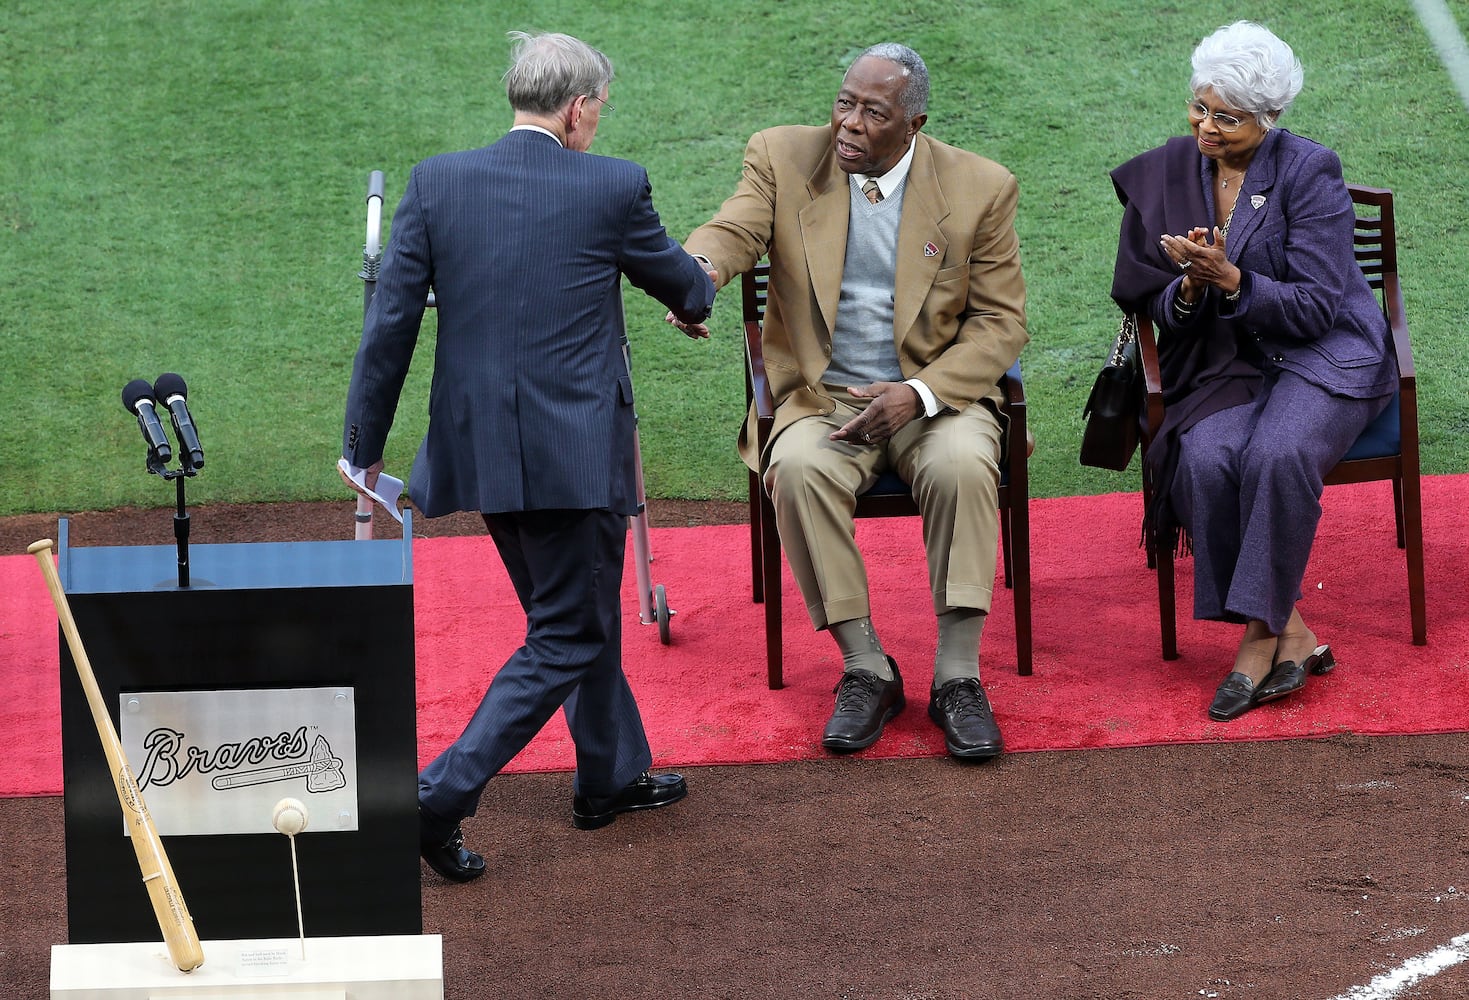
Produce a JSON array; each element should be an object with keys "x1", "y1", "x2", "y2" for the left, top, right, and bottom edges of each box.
[{"x1": 417, "y1": 508, "x2": 653, "y2": 833}]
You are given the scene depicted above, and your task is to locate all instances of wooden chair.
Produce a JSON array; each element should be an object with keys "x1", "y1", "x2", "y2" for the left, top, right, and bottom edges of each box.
[
  {"x1": 1134, "y1": 183, "x2": 1425, "y2": 660},
  {"x1": 742, "y1": 264, "x2": 1033, "y2": 689}
]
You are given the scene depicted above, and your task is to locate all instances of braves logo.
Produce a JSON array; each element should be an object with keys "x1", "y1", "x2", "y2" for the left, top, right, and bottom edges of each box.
[{"x1": 135, "y1": 725, "x2": 344, "y2": 793}]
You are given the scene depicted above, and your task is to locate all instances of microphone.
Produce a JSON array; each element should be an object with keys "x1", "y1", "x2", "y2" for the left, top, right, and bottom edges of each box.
[
  {"x1": 153, "y1": 373, "x2": 204, "y2": 469},
  {"x1": 121, "y1": 379, "x2": 172, "y2": 465}
]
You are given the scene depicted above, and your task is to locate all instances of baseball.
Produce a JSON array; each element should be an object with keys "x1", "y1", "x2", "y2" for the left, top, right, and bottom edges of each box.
[{"x1": 272, "y1": 797, "x2": 309, "y2": 836}]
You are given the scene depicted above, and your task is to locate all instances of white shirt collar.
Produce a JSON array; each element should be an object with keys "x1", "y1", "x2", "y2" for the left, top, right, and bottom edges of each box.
[
  {"x1": 853, "y1": 137, "x2": 917, "y2": 200},
  {"x1": 511, "y1": 124, "x2": 562, "y2": 146}
]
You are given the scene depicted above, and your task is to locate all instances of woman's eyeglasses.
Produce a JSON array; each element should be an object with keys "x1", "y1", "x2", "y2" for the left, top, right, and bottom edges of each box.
[{"x1": 1186, "y1": 100, "x2": 1245, "y2": 133}]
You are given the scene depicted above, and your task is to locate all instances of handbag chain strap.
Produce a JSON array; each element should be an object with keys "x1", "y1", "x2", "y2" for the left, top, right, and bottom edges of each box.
[{"x1": 1108, "y1": 314, "x2": 1138, "y2": 367}]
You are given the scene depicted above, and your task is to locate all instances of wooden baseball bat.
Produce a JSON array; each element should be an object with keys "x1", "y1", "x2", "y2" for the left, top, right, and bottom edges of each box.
[{"x1": 28, "y1": 539, "x2": 205, "y2": 973}]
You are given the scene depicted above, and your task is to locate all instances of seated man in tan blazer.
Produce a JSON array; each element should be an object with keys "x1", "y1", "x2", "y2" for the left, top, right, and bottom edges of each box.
[{"x1": 676, "y1": 42, "x2": 1028, "y2": 759}]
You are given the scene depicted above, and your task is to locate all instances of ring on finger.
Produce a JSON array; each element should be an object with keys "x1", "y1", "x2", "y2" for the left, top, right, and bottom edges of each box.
[{"x1": 1178, "y1": 258, "x2": 1193, "y2": 270}]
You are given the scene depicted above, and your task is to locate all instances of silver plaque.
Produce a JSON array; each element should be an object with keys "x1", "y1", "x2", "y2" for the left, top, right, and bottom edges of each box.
[{"x1": 119, "y1": 687, "x2": 359, "y2": 836}]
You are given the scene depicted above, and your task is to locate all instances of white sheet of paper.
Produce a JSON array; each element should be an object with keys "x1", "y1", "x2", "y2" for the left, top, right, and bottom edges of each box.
[{"x1": 337, "y1": 458, "x2": 405, "y2": 524}]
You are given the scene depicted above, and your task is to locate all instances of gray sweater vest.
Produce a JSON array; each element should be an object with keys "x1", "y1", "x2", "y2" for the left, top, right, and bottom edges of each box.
[{"x1": 823, "y1": 176, "x2": 907, "y2": 388}]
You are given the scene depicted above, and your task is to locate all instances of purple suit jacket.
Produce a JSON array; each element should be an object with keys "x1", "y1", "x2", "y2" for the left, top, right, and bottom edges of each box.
[
  {"x1": 1109, "y1": 128, "x2": 1397, "y2": 541},
  {"x1": 1111, "y1": 129, "x2": 1396, "y2": 400}
]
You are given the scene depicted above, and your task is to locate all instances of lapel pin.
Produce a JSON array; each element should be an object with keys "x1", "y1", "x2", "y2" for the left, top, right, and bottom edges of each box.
[
  {"x1": 923, "y1": 241, "x2": 939, "y2": 257},
  {"x1": 1250, "y1": 195, "x2": 1266, "y2": 210}
]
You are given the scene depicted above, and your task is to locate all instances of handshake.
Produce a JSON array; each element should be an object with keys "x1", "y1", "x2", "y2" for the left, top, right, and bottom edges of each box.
[{"x1": 666, "y1": 250, "x2": 717, "y2": 339}]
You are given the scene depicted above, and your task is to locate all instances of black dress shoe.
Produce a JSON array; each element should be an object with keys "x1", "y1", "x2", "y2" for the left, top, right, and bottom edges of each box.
[
  {"x1": 572, "y1": 771, "x2": 688, "y2": 830},
  {"x1": 928, "y1": 677, "x2": 1004, "y2": 760},
  {"x1": 420, "y1": 821, "x2": 486, "y2": 883},
  {"x1": 821, "y1": 657, "x2": 905, "y2": 752},
  {"x1": 1256, "y1": 644, "x2": 1335, "y2": 703},
  {"x1": 1208, "y1": 671, "x2": 1263, "y2": 722}
]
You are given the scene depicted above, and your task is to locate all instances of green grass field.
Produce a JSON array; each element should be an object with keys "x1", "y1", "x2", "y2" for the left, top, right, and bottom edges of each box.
[{"x1": 3, "y1": 0, "x2": 1466, "y2": 517}]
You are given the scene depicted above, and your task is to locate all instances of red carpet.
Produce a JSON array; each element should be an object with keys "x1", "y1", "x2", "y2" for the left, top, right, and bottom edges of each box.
[{"x1": 3, "y1": 478, "x2": 1466, "y2": 796}]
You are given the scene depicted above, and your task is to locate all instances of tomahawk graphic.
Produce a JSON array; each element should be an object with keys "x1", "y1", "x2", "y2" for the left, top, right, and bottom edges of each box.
[{"x1": 210, "y1": 734, "x2": 346, "y2": 793}]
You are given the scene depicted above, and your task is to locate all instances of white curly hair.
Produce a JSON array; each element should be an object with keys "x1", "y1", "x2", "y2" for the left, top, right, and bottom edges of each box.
[{"x1": 1190, "y1": 21, "x2": 1304, "y2": 130}]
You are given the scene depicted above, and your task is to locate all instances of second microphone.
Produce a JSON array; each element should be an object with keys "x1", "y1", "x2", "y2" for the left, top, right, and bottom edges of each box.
[{"x1": 154, "y1": 373, "x2": 204, "y2": 470}]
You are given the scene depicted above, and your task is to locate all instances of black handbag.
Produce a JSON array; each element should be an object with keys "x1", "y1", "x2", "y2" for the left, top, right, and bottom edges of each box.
[{"x1": 1079, "y1": 314, "x2": 1143, "y2": 471}]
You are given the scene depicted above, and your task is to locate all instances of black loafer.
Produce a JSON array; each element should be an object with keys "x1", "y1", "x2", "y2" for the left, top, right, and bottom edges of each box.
[
  {"x1": 420, "y1": 822, "x2": 486, "y2": 883},
  {"x1": 928, "y1": 677, "x2": 1004, "y2": 760},
  {"x1": 1208, "y1": 671, "x2": 1262, "y2": 722},
  {"x1": 1256, "y1": 644, "x2": 1335, "y2": 703},
  {"x1": 572, "y1": 771, "x2": 688, "y2": 830},
  {"x1": 821, "y1": 657, "x2": 905, "y2": 752}
]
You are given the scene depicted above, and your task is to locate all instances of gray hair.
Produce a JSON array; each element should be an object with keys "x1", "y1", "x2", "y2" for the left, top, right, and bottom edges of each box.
[
  {"x1": 855, "y1": 42, "x2": 930, "y2": 119},
  {"x1": 503, "y1": 31, "x2": 614, "y2": 115},
  {"x1": 1190, "y1": 21, "x2": 1303, "y2": 130}
]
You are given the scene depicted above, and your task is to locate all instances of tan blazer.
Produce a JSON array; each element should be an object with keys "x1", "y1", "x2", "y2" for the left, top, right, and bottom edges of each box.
[{"x1": 686, "y1": 125, "x2": 1029, "y2": 470}]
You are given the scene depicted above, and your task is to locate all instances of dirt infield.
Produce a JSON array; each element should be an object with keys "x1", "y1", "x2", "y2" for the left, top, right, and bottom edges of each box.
[{"x1": 5, "y1": 737, "x2": 1469, "y2": 999}]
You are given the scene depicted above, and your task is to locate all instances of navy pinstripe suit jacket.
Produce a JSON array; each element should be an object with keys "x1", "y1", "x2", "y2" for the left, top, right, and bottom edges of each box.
[{"x1": 344, "y1": 129, "x2": 714, "y2": 517}]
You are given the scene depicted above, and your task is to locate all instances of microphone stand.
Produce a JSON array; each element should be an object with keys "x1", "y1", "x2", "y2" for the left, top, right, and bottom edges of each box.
[
  {"x1": 149, "y1": 450, "x2": 198, "y2": 588},
  {"x1": 171, "y1": 473, "x2": 191, "y2": 588}
]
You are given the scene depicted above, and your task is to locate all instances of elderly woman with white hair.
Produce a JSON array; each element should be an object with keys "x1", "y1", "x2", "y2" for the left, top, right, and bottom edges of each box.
[{"x1": 1109, "y1": 21, "x2": 1398, "y2": 721}]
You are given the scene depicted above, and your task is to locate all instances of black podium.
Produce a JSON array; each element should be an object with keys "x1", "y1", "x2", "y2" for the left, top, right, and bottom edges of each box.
[{"x1": 55, "y1": 515, "x2": 421, "y2": 943}]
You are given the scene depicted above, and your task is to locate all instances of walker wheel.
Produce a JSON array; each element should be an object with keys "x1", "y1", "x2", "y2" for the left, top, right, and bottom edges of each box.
[{"x1": 654, "y1": 584, "x2": 672, "y2": 645}]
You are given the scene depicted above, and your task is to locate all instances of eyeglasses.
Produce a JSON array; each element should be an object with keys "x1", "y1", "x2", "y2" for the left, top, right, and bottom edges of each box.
[
  {"x1": 1186, "y1": 99, "x2": 1245, "y2": 133},
  {"x1": 587, "y1": 94, "x2": 614, "y2": 116}
]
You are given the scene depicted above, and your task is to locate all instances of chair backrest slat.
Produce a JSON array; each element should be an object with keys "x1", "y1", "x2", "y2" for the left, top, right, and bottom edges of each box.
[
  {"x1": 743, "y1": 263, "x2": 771, "y2": 324},
  {"x1": 1348, "y1": 184, "x2": 1396, "y2": 306}
]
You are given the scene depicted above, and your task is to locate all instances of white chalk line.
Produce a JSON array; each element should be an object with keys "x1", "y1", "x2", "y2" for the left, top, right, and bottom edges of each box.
[
  {"x1": 1334, "y1": 10, "x2": 1466, "y2": 987},
  {"x1": 1324, "y1": 6, "x2": 1469, "y2": 997},
  {"x1": 1412, "y1": 0, "x2": 1469, "y2": 110},
  {"x1": 1327, "y1": 929, "x2": 1469, "y2": 999}
]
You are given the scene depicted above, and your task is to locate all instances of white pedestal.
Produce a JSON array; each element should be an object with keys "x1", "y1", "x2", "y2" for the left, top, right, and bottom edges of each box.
[{"x1": 50, "y1": 934, "x2": 442, "y2": 999}]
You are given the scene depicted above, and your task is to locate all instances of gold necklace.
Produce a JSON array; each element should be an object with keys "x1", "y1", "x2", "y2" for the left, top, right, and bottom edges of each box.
[
  {"x1": 1218, "y1": 167, "x2": 1247, "y2": 190},
  {"x1": 1222, "y1": 196, "x2": 1240, "y2": 239}
]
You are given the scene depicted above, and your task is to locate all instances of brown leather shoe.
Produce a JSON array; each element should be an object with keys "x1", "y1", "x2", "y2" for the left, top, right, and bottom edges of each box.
[{"x1": 821, "y1": 657, "x2": 905, "y2": 752}]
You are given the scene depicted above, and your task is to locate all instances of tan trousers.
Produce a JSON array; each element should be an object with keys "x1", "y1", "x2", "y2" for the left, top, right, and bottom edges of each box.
[{"x1": 765, "y1": 392, "x2": 1004, "y2": 630}]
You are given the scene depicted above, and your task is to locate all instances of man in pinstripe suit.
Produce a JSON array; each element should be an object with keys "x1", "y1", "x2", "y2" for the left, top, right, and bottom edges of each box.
[{"x1": 342, "y1": 31, "x2": 714, "y2": 883}]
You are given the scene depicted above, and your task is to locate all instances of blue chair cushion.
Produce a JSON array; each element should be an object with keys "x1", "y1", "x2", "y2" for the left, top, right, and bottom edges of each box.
[
  {"x1": 866, "y1": 471, "x2": 910, "y2": 497},
  {"x1": 1340, "y1": 389, "x2": 1401, "y2": 462},
  {"x1": 861, "y1": 466, "x2": 1012, "y2": 498}
]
